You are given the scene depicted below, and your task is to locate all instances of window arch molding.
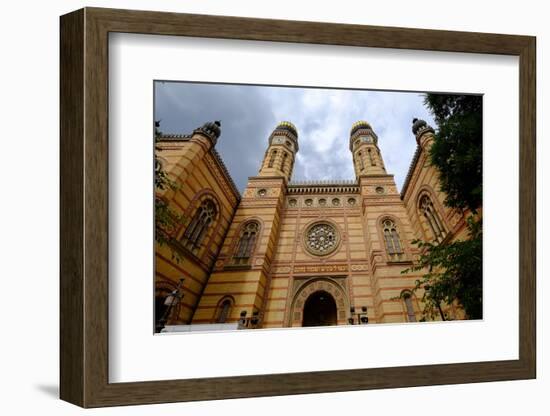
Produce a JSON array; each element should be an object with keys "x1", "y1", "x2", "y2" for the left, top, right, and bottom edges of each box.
[
  {"x1": 400, "y1": 289, "x2": 418, "y2": 322},
  {"x1": 179, "y1": 191, "x2": 220, "y2": 250},
  {"x1": 231, "y1": 218, "x2": 263, "y2": 266},
  {"x1": 415, "y1": 187, "x2": 448, "y2": 243},
  {"x1": 213, "y1": 295, "x2": 235, "y2": 323},
  {"x1": 376, "y1": 215, "x2": 408, "y2": 262}
]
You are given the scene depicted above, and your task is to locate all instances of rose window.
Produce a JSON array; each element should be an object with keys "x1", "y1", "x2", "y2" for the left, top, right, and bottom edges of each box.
[{"x1": 304, "y1": 222, "x2": 340, "y2": 256}]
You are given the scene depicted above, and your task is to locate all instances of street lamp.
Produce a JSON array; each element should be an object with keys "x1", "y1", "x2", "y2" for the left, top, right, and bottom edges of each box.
[
  {"x1": 348, "y1": 306, "x2": 369, "y2": 325},
  {"x1": 156, "y1": 278, "x2": 184, "y2": 333},
  {"x1": 238, "y1": 310, "x2": 260, "y2": 329}
]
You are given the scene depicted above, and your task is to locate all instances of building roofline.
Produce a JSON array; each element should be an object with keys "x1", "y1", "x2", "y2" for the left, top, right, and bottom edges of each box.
[
  {"x1": 157, "y1": 133, "x2": 241, "y2": 200},
  {"x1": 289, "y1": 179, "x2": 357, "y2": 186},
  {"x1": 400, "y1": 144, "x2": 422, "y2": 200}
]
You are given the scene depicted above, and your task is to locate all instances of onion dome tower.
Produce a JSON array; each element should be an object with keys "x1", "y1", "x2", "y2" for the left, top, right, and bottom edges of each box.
[
  {"x1": 411, "y1": 118, "x2": 436, "y2": 149},
  {"x1": 258, "y1": 121, "x2": 299, "y2": 181},
  {"x1": 349, "y1": 120, "x2": 386, "y2": 177}
]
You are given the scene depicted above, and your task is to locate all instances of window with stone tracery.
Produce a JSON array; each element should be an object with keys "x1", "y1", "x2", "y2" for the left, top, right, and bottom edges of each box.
[
  {"x1": 233, "y1": 221, "x2": 259, "y2": 265},
  {"x1": 382, "y1": 218, "x2": 403, "y2": 259},
  {"x1": 304, "y1": 222, "x2": 340, "y2": 256},
  {"x1": 419, "y1": 194, "x2": 446, "y2": 242},
  {"x1": 182, "y1": 199, "x2": 217, "y2": 249}
]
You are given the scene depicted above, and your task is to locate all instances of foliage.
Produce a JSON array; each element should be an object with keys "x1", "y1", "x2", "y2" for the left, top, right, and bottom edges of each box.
[
  {"x1": 402, "y1": 217, "x2": 482, "y2": 320},
  {"x1": 424, "y1": 94, "x2": 482, "y2": 213},
  {"x1": 400, "y1": 94, "x2": 483, "y2": 320},
  {"x1": 154, "y1": 121, "x2": 183, "y2": 262}
]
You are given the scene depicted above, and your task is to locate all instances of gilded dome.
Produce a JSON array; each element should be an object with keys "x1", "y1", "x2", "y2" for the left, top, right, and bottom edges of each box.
[
  {"x1": 350, "y1": 120, "x2": 372, "y2": 137},
  {"x1": 276, "y1": 121, "x2": 298, "y2": 137}
]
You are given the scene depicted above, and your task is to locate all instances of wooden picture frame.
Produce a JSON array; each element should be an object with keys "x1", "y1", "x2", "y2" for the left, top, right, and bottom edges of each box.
[{"x1": 60, "y1": 7, "x2": 536, "y2": 408}]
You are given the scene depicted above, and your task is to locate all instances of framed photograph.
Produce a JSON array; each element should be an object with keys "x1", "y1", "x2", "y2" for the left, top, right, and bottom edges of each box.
[{"x1": 60, "y1": 7, "x2": 536, "y2": 408}]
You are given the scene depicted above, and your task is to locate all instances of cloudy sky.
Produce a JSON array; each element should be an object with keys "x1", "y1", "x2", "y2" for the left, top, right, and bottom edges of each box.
[{"x1": 154, "y1": 81, "x2": 436, "y2": 193}]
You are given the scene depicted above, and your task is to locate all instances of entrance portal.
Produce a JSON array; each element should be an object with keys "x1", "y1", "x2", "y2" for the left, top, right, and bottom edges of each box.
[{"x1": 302, "y1": 290, "x2": 337, "y2": 327}]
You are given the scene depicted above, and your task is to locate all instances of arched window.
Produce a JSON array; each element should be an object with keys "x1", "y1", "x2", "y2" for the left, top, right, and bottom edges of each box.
[
  {"x1": 357, "y1": 152, "x2": 365, "y2": 170},
  {"x1": 382, "y1": 218, "x2": 403, "y2": 259},
  {"x1": 419, "y1": 194, "x2": 446, "y2": 242},
  {"x1": 182, "y1": 199, "x2": 217, "y2": 248},
  {"x1": 402, "y1": 291, "x2": 417, "y2": 322},
  {"x1": 233, "y1": 221, "x2": 259, "y2": 265},
  {"x1": 268, "y1": 150, "x2": 277, "y2": 168},
  {"x1": 367, "y1": 148, "x2": 376, "y2": 166},
  {"x1": 216, "y1": 298, "x2": 233, "y2": 323},
  {"x1": 281, "y1": 152, "x2": 288, "y2": 172}
]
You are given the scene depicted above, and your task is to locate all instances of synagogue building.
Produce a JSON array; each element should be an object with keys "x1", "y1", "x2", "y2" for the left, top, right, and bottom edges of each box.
[{"x1": 155, "y1": 118, "x2": 469, "y2": 330}]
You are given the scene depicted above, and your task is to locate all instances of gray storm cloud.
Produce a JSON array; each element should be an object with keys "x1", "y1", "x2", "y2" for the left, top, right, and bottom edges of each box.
[{"x1": 154, "y1": 81, "x2": 436, "y2": 193}]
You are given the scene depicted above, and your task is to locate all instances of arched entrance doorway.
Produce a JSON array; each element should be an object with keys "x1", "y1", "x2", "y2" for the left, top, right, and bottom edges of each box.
[{"x1": 302, "y1": 290, "x2": 337, "y2": 327}]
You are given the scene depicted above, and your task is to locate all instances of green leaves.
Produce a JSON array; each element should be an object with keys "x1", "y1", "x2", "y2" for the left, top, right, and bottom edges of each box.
[
  {"x1": 154, "y1": 121, "x2": 184, "y2": 263},
  {"x1": 401, "y1": 94, "x2": 483, "y2": 320},
  {"x1": 403, "y1": 215, "x2": 482, "y2": 320},
  {"x1": 424, "y1": 94, "x2": 482, "y2": 212}
]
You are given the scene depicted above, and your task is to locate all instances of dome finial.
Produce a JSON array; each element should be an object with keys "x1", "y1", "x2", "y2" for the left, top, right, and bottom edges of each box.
[
  {"x1": 196, "y1": 120, "x2": 222, "y2": 142},
  {"x1": 411, "y1": 118, "x2": 434, "y2": 138}
]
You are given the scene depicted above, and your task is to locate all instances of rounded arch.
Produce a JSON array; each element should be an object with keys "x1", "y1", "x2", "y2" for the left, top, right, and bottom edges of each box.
[
  {"x1": 213, "y1": 295, "x2": 235, "y2": 323},
  {"x1": 178, "y1": 190, "x2": 221, "y2": 250},
  {"x1": 231, "y1": 219, "x2": 262, "y2": 265},
  {"x1": 415, "y1": 186, "x2": 448, "y2": 242},
  {"x1": 228, "y1": 217, "x2": 264, "y2": 265},
  {"x1": 400, "y1": 289, "x2": 420, "y2": 322},
  {"x1": 289, "y1": 278, "x2": 350, "y2": 327},
  {"x1": 302, "y1": 291, "x2": 337, "y2": 327},
  {"x1": 375, "y1": 214, "x2": 409, "y2": 261},
  {"x1": 183, "y1": 189, "x2": 221, "y2": 224}
]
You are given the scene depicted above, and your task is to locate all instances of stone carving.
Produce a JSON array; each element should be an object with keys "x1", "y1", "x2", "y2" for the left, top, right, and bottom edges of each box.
[
  {"x1": 350, "y1": 264, "x2": 369, "y2": 272},
  {"x1": 290, "y1": 277, "x2": 349, "y2": 326},
  {"x1": 304, "y1": 222, "x2": 340, "y2": 256},
  {"x1": 293, "y1": 264, "x2": 348, "y2": 274}
]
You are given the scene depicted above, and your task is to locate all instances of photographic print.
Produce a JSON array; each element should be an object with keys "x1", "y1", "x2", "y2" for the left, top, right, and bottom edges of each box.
[{"x1": 153, "y1": 81, "x2": 482, "y2": 333}]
